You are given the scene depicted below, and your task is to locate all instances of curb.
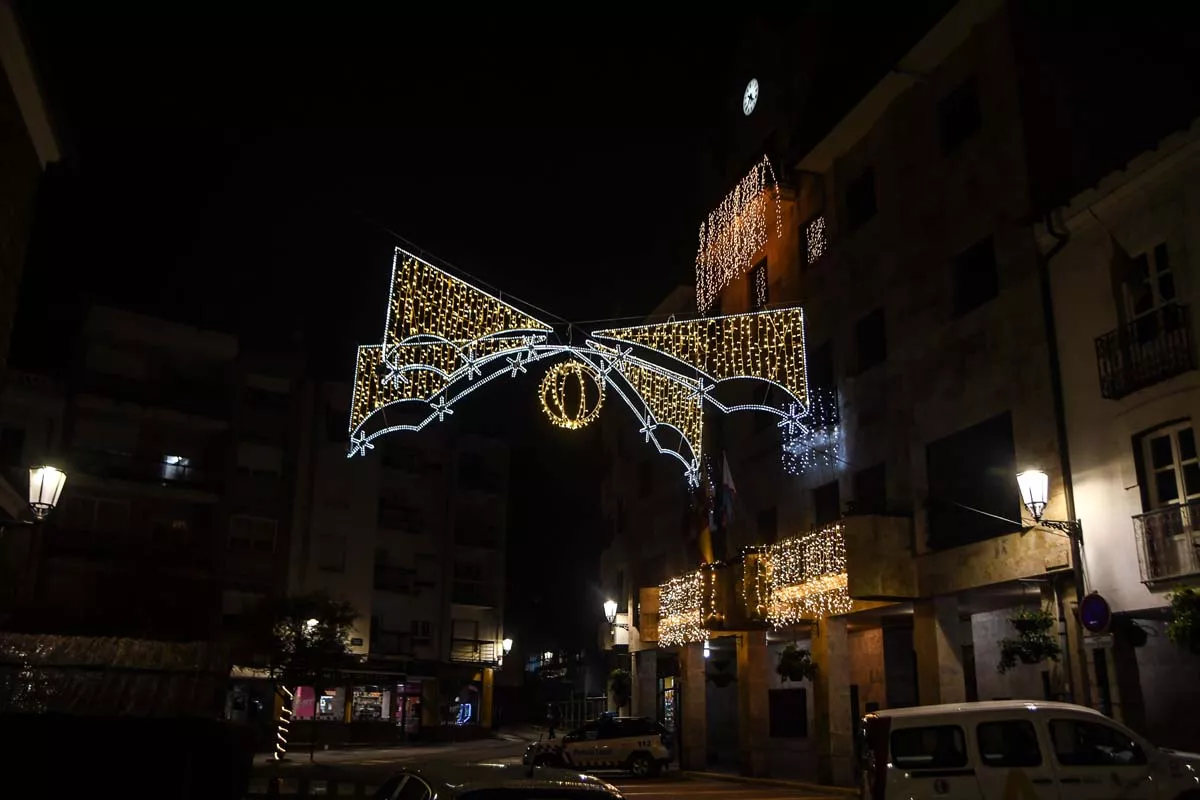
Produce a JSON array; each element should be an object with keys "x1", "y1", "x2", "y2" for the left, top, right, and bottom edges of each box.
[{"x1": 681, "y1": 771, "x2": 859, "y2": 796}]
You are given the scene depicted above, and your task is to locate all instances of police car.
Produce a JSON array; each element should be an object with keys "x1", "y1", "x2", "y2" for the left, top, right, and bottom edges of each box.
[{"x1": 523, "y1": 716, "x2": 673, "y2": 778}]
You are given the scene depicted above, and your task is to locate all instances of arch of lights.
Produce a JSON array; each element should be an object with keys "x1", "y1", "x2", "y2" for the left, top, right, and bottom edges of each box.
[{"x1": 349, "y1": 247, "x2": 811, "y2": 487}]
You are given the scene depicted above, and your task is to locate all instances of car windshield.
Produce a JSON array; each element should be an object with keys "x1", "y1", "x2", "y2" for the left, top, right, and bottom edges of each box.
[{"x1": 461, "y1": 791, "x2": 615, "y2": 800}]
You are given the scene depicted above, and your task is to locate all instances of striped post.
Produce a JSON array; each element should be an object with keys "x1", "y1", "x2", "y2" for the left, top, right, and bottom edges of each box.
[{"x1": 274, "y1": 685, "x2": 296, "y2": 761}]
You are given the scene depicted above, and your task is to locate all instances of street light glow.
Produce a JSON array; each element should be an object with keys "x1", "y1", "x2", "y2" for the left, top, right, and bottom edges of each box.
[
  {"x1": 1017, "y1": 470, "x2": 1049, "y2": 521},
  {"x1": 305, "y1": 618, "x2": 319, "y2": 629},
  {"x1": 28, "y1": 465, "x2": 66, "y2": 520},
  {"x1": 502, "y1": 638, "x2": 513, "y2": 654},
  {"x1": 603, "y1": 599, "x2": 618, "y2": 625}
]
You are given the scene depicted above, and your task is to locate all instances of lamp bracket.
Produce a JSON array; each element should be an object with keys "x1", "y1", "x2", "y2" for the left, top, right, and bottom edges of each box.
[{"x1": 1038, "y1": 518, "x2": 1082, "y2": 537}]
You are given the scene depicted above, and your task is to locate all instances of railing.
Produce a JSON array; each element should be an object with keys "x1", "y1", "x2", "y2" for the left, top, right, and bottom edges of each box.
[
  {"x1": 451, "y1": 583, "x2": 496, "y2": 607},
  {"x1": 70, "y1": 449, "x2": 217, "y2": 490},
  {"x1": 1095, "y1": 303, "x2": 1195, "y2": 400},
  {"x1": 448, "y1": 639, "x2": 497, "y2": 665},
  {"x1": 1132, "y1": 501, "x2": 1200, "y2": 582}
]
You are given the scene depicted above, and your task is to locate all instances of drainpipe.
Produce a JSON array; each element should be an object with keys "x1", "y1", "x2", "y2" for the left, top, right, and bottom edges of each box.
[{"x1": 1037, "y1": 211, "x2": 1091, "y2": 708}]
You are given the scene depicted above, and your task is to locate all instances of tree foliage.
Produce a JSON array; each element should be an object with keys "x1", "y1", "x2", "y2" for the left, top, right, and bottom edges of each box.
[{"x1": 260, "y1": 592, "x2": 359, "y2": 689}]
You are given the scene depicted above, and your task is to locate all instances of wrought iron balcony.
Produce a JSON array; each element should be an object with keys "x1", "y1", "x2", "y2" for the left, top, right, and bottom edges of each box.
[
  {"x1": 449, "y1": 639, "x2": 497, "y2": 665},
  {"x1": 1132, "y1": 501, "x2": 1200, "y2": 583},
  {"x1": 1096, "y1": 304, "x2": 1195, "y2": 400}
]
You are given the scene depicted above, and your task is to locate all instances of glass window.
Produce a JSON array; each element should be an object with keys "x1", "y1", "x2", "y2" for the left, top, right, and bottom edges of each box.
[
  {"x1": 1140, "y1": 423, "x2": 1200, "y2": 508},
  {"x1": 1049, "y1": 719, "x2": 1146, "y2": 767},
  {"x1": 977, "y1": 721, "x2": 1042, "y2": 767},
  {"x1": 890, "y1": 725, "x2": 968, "y2": 769}
]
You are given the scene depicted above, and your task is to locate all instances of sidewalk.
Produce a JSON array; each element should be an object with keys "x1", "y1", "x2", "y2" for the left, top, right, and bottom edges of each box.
[
  {"x1": 259, "y1": 726, "x2": 542, "y2": 757},
  {"x1": 680, "y1": 767, "x2": 859, "y2": 796}
]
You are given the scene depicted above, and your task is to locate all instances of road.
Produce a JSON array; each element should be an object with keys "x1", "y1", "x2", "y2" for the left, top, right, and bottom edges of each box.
[{"x1": 247, "y1": 737, "x2": 850, "y2": 798}]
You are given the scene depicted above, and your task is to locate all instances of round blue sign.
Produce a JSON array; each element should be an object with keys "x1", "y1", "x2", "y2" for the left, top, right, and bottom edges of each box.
[{"x1": 1080, "y1": 592, "x2": 1112, "y2": 634}]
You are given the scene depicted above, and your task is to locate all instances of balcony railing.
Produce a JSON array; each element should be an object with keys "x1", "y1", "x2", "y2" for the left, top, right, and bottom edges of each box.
[
  {"x1": 449, "y1": 639, "x2": 497, "y2": 665},
  {"x1": 1096, "y1": 303, "x2": 1196, "y2": 400},
  {"x1": 1132, "y1": 501, "x2": 1200, "y2": 583}
]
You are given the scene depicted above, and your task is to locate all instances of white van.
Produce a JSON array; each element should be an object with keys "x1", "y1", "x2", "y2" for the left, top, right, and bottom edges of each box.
[{"x1": 860, "y1": 700, "x2": 1199, "y2": 800}]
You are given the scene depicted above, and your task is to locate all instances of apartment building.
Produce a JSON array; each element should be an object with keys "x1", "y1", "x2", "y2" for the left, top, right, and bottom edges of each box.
[
  {"x1": 600, "y1": 0, "x2": 1200, "y2": 783},
  {"x1": 289, "y1": 380, "x2": 510, "y2": 732},
  {"x1": 1042, "y1": 121, "x2": 1200, "y2": 748}
]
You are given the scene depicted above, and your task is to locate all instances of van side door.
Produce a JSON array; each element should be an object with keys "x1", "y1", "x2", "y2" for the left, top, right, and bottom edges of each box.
[
  {"x1": 888, "y1": 723, "x2": 981, "y2": 800},
  {"x1": 973, "y1": 719, "x2": 1059, "y2": 800},
  {"x1": 1046, "y1": 716, "x2": 1157, "y2": 800}
]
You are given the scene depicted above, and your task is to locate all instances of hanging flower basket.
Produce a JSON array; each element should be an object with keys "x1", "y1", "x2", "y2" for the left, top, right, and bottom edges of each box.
[
  {"x1": 998, "y1": 608, "x2": 1061, "y2": 674},
  {"x1": 1167, "y1": 587, "x2": 1200, "y2": 653},
  {"x1": 776, "y1": 644, "x2": 818, "y2": 683},
  {"x1": 608, "y1": 668, "x2": 632, "y2": 708},
  {"x1": 706, "y1": 660, "x2": 736, "y2": 688}
]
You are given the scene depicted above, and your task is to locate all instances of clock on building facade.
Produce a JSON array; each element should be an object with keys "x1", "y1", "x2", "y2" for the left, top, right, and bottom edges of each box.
[{"x1": 742, "y1": 78, "x2": 759, "y2": 116}]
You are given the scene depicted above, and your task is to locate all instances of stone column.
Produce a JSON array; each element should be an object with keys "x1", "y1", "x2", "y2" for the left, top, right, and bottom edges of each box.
[
  {"x1": 679, "y1": 643, "x2": 708, "y2": 770},
  {"x1": 913, "y1": 594, "x2": 965, "y2": 705},
  {"x1": 632, "y1": 650, "x2": 657, "y2": 719},
  {"x1": 737, "y1": 631, "x2": 771, "y2": 776},
  {"x1": 812, "y1": 616, "x2": 854, "y2": 786}
]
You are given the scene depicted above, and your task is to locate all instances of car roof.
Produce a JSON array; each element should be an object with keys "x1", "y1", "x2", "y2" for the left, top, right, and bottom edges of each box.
[
  {"x1": 406, "y1": 762, "x2": 622, "y2": 795},
  {"x1": 869, "y1": 700, "x2": 1107, "y2": 720}
]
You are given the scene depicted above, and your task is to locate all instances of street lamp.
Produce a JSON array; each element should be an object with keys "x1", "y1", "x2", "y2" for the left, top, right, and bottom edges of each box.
[
  {"x1": 502, "y1": 638, "x2": 513, "y2": 655},
  {"x1": 603, "y1": 599, "x2": 628, "y2": 631},
  {"x1": 28, "y1": 465, "x2": 66, "y2": 521},
  {"x1": 1016, "y1": 469, "x2": 1081, "y2": 536},
  {"x1": 305, "y1": 618, "x2": 319, "y2": 630}
]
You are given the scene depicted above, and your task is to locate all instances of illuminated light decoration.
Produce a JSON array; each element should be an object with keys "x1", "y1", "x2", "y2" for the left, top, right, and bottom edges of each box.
[
  {"x1": 695, "y1": 155, "x2": 783, "y2": 313},
  {"x1": 781, "y1": 388, "x2": 841, "y2": 475},
  {"x1": 658, "y1": 571, "x2": 706, "y2": 647},
  {"x1": 766, "y1": 523, "x2": 851, "y2": 628},
  {"x1": 701, "y1": 563, "x2": 725, "y2": 629},
  {"x1": 740, "y1": 546, "x2": 769, "y2": 621},
  {"x1": 752, "y1": 262, "x2": 769, "y2": 309},
  {"x1": 273, "y1": 685, "x2": 295, "y2": 761},
  {"x1": 539, "y1": 360, "x2": 605, "y2": 430},
  {"x1": 349, "y1": 247, "x2": 809, "y2": 487},
  {"x1": 805, "y1": 215, "x2": 827, "y2": 265}
]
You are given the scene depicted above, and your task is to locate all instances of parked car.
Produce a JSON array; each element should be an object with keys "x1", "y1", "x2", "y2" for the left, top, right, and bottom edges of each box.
[
  {"x1": 860, "y1": 700, "x2": 1200, "y2": 800},
  {"x1": 372, "y1": 763, "x2": 624, "y2": 800},
  {"x1": 524, "y1": 716, "x2": 672, "y2": 778}
]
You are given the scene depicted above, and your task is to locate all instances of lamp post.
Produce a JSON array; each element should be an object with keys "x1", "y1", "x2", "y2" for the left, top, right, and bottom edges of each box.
[
  {"x1": 28, "y1": 466, "x2": 67, "y2": 521},
  {"x1": 603, "y1": 599, "x2": 628, "y2": 631},
  {"x1": 501, "y1": 637, "x2": 512, "y2": 656}
]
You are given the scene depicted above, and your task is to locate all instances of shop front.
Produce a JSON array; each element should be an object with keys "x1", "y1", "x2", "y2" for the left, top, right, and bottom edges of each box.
[{"x1": 285, "y1": 669, "x2": 421, "y2": 745}]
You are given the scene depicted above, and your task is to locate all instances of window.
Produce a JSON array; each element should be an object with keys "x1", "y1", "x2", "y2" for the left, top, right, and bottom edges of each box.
[
  {"x1": 890, "y1": 725, "x2": 968, "y2": 769},
  {"x1": 228, "y1": 515, "x2": 277, "y2": 552},
  {"x1": 757, "y1": 506, "x2": 777, "y2": 543},
  {"x1": 768, "y1": 688, "x2": 807, "y2": 738},
  {"x1": 1138, "y1": 422, "x2": 1200, "y2": 509},
  {"x1": 377, "y1": 775, "x2": 432, "y2": 800},
  {"x1": 939, "y1": 77, "x2": 981, "y2": 154},
  {"x1": 926, "y1": 412, "x2": 1020, "y2": 548},
  {"x1": 1049, "y1": 719, "x2": 1146, "y2": 767},
  {"x1": 316, "y1": 533, "x2": 346, "y2": 572},
  {"x1": 813, "y1": 480, "x2": 841, "y2": 525},
  {"x1": 411, "y1": 620, "x2": 431, "y2": 638},
  {"x1": 808, "y1": 341, "x2": 834, "y2": 394},
  {"x1": 852, "y1": 463, "x2": 886, "y2": 514},
  {"x1": 0, "y1": 427, "x2": 24, "y2": 466},
  {"x1": 459, "y1": 451, "x2": 496, "y2": 491},
  {"x1": 803, "y1": 215, "x2": 827, "y2": 266},
  {"x1": 378, "y1": 497, "x2": 423, "y2": 533},
  {"x1": 977, "y1": 721, "x2": 1042, "y2": 768},
  {"x1": 953, "y1": 236, "x2": 998, "y2": 316},
  {"x1": 855, "y1": 308, "x2": 886, "y2": 373},
  {"x1": 58, "y1": 496, "x2": 130, "y2": 535},
  {"x1": 749, "y1": 259, "x2": 769, "y2": 311},
  {"x1": 1127, "y1": 242, "x2": 1174, "y2": 320},
  {"x1": 845, "y1": 167, "x2": 876, "y2": 230}
]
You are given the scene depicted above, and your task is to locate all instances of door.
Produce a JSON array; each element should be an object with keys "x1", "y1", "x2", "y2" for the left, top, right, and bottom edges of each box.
[
  {"x1": 1046, "y1": 717, "x2": 1156, "y2": 800},
  {"x1": 973, "y1": 719, "x2": 1058, "y2": 800},
  {"x1": 1139, "y1": 423, "x2": 1200, "y2": 577},
  {"x1": 888, "y1": 724, "x2": 981, "y2": 800}
]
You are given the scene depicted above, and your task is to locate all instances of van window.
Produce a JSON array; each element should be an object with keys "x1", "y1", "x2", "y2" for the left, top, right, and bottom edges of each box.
[
  {"x1": 977, "y1": 721, "x2": 1042, "y2": 767},
  {"x1": 890, "y1": 725, "x2": 968, "y2": 769},
  {"x1": 1049, "y1": 719, "x2": 1146, "y2": 767}
]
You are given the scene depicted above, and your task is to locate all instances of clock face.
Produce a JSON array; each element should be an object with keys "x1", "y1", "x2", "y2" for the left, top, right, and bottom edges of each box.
[{"x1": 743, "y1": 78, "x2": 759, "y2": 116}]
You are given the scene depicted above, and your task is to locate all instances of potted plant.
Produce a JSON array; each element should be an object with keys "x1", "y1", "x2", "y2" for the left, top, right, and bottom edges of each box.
[
  {"x1": 776, "y1": 644, "x2": 818, "y2": 683},
  {"x1": 608, "y1": 668, "x2": 632, "y2": 709},
  {"x1": 998, "y1": 608, "x2": 1061, "y2": 674},
  {"x1": 706, "y1": 659, "x2": 736, "y2": 688},
  {"x1": 1166, "y1": 587, "x2": 1200, "y2": 653}
]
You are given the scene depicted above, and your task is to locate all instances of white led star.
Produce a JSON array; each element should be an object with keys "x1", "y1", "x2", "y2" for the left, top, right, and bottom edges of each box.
[
  {"x1": 462, "y1": 347, "x2": 482, "y2": 380},
  {"x1": 349, "y1": 431, "x2": 375, "y2": 457},
  {"x1": 686, "y1": 462, "x2": 701, "y2": 488},
  {"x1": 430, "y1": 395, "x2": 454, "y2": 422},
  {"x1": 506, "y1": 354, "x2": 528, "y2": 377},
  {"x1": 603, "y1": 346, "x2": 632, "y2": 377},
  {"x1": 639, "y1": 413, "x2": 659, "y2": 443},
  {"x1": 525, "y1": 337, "x2": 540, "y2": 359},
  {"x1": 690, "y1": 382, "x2": 711, "y2": 408},
  {"x1": 777, "y1": 403, "x2": 806, "y2": 437}
]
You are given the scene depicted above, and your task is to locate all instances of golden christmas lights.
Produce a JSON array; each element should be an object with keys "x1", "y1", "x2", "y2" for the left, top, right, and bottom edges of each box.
[
  {"x1": 805, "y1": 215, "x2": 827, "y2": 265},
  {"x1": 695, "y1": 156, "x2": 783, "y2": 313},
  {"x1": 658, "y1": 571, "x2": 706, "y2": 647},
  {"x1": 539, "y1": 360, "x2": 605, "y2": 430},
  {"x1": 766, "y1": 522, "x2": 851, "y2": 627}
]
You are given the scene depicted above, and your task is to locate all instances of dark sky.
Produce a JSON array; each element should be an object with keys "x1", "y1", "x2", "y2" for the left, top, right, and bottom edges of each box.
[{"x1": 12, "y1": 4, "x2": 948, "y2": 648}]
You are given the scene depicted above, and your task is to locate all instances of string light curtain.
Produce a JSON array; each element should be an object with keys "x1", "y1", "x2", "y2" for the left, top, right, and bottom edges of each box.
[
  {"x1": 782, "y1": 387, "x2": 841, "y2": 475},
  {"x1": 658, "y1": 571, "x2": 706, "y2": 647},
  {"x1": 695, "y1": 155, "x2": 783, "y2": 313},
  {"x1": 766, "y1": 522, "x2": 852, "y2": 627}
]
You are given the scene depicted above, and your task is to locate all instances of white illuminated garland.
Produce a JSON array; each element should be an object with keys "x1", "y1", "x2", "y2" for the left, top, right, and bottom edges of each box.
[
  {"x1": 782, "y1": 388, "x2": 841, "y2": 475},
  {"x1": 658, "y1": 570, "x2": 706, "y2": 647},
  {"x1": 695, "y1": 155, "x2": 783, "y2": 313},
  {"x1": 766, "y1": 522, "x2": 851, "y2": 627}
]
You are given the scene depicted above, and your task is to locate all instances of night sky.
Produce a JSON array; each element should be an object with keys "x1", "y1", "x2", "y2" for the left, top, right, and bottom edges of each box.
[{"x1": 11, "y1": 4, "x2": 953, "y2": 648}]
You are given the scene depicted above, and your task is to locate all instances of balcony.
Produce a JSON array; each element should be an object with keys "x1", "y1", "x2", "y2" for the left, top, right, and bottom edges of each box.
[
  {"x1": 1096, "y1": 304, "x2": 1196, "y2": 400},
  {"x1": 71, "y1": 450, "x2": 218, "y2": 491},
  {"x1": 1133, "y1": 501, "x2": 1200, "y2": 583},
  {"x1": 449, "y1": 639, "x2": 497, "y2": 665},
  {"x1": 373, "y1": 565, "x2": 413, "y2": 594}
]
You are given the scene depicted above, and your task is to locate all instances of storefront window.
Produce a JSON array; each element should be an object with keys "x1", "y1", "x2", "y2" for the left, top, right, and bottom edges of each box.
[
  {"x1": 316, "y1": 688, "x2": 345, "y2": 721},
  {"x1": 658, "y1": 676, "x2": 676, "y2": 732},
  {"x1": 352, "y1": 686, "x2": 389, "y2": 721},
  {"x1": 395, "y1": 683, "x2": 422, "y2": 734}
]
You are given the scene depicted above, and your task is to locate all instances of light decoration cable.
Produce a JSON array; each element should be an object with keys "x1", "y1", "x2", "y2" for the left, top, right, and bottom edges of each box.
[
  {"x1": 348, "y1": 247, "x2": 810, "y2": 487},
  {"x1": 658, "y1": 570, "x2": 706, "y2": 647},
  {"x1": 781, "y1": 387, "x2": 841, "y2": 475},
  {"x1": 695, "y1": 155, "x2": 783, "y2": 313},
  {"x1": 740, "y1": 546, "x2": 770, "y2": 622},
  {"x1": 752, "y1": 262, "x2": 769, "y2": 310},
  {"x1": 805, "y1": 215, "x2": 827, "y2": 265},
  {"x1": 766, "y1": 522, "x2": 851, "y2": 627},
  {"x1": 539, "y1": 360, "x2": 605, "y2": 430}
]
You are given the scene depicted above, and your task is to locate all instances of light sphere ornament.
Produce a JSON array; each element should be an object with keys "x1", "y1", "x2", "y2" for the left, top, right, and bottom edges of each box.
[
  {"x1": 539, "y1": 359, "x2": 605, "y2": 430},
  {"x1": 743, "y1": 78, "x2": 759, "y2": 116}
]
